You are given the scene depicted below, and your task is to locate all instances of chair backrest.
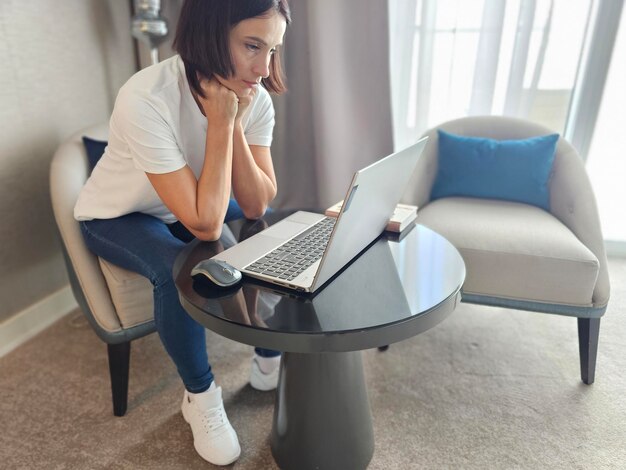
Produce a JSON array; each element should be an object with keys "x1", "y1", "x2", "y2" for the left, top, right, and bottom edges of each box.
[{"x1": 50, "y1": 124, "x2": 126, "y2": 337}]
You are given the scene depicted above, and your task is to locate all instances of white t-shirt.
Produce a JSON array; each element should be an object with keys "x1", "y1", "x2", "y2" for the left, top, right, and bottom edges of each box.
[{"x1": 74, "y1": 55, "x2": 275, "y2": 223}]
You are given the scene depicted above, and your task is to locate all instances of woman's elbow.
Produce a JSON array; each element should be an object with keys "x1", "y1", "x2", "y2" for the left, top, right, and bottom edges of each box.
[
  {"x1": 242, "y1": 188, "x2": 276, "y2": 220},
  {"x1": 195, "y1": 225, "x2": 222, "y2": 241},
  {"x1": 242, "y1": 203, "x2": 269, "y2": 220},
  {"x1": 186, "y1": 220, "x2": 223, "y2": 241}
]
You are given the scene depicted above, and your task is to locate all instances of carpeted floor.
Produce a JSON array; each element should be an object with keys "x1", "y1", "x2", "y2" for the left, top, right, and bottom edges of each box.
[{"x1": 1, "y1": 258, "x2": 625, "y2": 469}]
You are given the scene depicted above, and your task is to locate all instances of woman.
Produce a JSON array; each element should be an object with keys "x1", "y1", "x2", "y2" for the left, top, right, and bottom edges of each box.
[{"x1": 74, "y1": 0, "x2": 290, "y2": 465}]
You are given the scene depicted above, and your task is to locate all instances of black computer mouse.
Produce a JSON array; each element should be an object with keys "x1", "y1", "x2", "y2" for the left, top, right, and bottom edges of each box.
[{"x1": 191, "y1": 259, "x2": 242, "y2": 287}]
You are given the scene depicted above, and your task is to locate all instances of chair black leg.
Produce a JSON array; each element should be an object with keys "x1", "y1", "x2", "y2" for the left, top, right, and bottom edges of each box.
[
  {"x1": 107, "y1": 342, "x2": 131, "y2": 416},
  {"x1": 578, "y1": 318, "x2": 600, "y2": 385}
]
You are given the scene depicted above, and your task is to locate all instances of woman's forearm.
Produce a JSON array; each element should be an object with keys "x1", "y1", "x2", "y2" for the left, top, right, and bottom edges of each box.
[
  {"x1": 231, "y1": 125, "x2": 277, "y2": 219},
  {"x1": 195, "y1": 122, "x2": 235, "y2": 235}
]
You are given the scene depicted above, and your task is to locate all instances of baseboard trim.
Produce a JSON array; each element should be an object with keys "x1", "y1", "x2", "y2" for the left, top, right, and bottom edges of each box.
[{"x1": 0, "y1": 285, "x2": 77, "y2": 358}]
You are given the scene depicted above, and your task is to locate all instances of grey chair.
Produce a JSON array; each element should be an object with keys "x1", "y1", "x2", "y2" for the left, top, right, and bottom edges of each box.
[
  {"x1": 50, "y1": 124, "x2": 155, "y2": 416},
  {"x1": 402, "y1": 116, "x2": 610, "y2": 384}
]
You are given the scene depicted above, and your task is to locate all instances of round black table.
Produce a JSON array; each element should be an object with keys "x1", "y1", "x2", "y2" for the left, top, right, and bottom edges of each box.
[{"x1": 173, "y1": 210, "x2": 465, "y2": 470}]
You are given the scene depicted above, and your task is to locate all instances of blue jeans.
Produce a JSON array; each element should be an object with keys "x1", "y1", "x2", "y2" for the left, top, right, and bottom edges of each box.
[{"x1": 80, "y1": 200, "x2": 279, "y2": 394}]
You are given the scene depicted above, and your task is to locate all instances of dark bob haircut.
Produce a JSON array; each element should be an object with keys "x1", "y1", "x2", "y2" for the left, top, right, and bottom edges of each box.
[{"x1": 173, "y1": 0, "x2": 291, "y2": 97}]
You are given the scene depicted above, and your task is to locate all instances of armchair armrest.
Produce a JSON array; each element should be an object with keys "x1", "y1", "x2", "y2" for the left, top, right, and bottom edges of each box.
[
  {"x1": 549, "y1": 140, "x2": 610, "y2": 308},
  {"x1": 50, "y1": 124, "x2": 123, "y2": 334}
]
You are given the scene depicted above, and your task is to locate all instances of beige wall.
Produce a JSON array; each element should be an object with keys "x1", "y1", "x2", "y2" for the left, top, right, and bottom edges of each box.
[{"x1": 0, "y1": 0, "x2": 137, "y2": 323}]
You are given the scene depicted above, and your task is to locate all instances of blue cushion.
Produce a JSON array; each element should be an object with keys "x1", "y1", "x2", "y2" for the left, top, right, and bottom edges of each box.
[
  {"x1": 82, "y1": 136, "x2": 108, "y2": 173},
  {"x1": 431, "y1": 130, "x2": 559, "y2": 210}
]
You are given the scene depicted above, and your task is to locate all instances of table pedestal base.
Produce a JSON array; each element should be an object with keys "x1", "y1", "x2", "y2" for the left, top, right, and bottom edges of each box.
[{"x1": 270, "y1": 351, "x2": 374, "y2": 470}]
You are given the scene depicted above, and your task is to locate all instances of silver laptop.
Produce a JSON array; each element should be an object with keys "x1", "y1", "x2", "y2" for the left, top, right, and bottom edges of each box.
[{"x1": 213, "y1": 137, "x2": 428, "y2": 293}]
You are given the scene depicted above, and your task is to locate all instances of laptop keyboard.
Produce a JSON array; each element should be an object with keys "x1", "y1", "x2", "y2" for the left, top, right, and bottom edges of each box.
[{"x1": 245, "y1": 217, "x2": 336, "y2": 281}]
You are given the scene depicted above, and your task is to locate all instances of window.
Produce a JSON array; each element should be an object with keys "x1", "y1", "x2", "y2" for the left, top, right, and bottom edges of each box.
[
  {"x1": 390, "y1": 0, "x2": 626, "y2": 250},
  {"x1": 389, "y1": 0, "x2": 592, "y2": 149},
  {"x1": 585, "y1": 3, "x2": 626, "y2": 245}
]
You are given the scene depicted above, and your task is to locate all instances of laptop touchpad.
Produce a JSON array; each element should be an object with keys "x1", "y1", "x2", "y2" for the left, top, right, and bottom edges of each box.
[{"x1": 261, "y1": 220, "x2": 309, "y2": 240}]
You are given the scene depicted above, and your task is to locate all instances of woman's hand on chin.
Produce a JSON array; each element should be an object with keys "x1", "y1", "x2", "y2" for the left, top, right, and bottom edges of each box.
[
  {"x1": 234, "y1": 86, "x2": 257, "y2": 126},
  {"x1": 212, "y1": 75, "x2": 258, "y2": 127},
  {"x1": 196, "y1": 76, "x2": 238, "y2": 126}
]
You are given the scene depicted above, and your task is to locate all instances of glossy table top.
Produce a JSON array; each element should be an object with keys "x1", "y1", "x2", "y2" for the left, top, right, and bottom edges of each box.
[{"x1": 174, "y1": 211, "x2": 466, "y2": 353}]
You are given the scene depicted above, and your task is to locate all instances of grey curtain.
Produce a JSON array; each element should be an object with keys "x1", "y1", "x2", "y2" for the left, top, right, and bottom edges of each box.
[{"x1": 272, "y1": 0, "x2": 394, "y2": 210}]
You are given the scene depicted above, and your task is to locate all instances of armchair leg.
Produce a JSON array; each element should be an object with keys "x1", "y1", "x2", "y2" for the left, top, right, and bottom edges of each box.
[
  {"x1": 108, "y1": 342, "x2": 131, "y2": 416},
  {"x1": 577, "y1": 318, "x2": 600, "y2": 385}
]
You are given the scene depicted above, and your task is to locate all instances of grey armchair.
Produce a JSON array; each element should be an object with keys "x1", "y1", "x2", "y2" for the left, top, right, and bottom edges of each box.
[
  {"x1": 50, "y1": 124, "x2": 155, "y2": 416},
  {"x1": 402, "y1": 116, "x2": 610, "y2": 384}
]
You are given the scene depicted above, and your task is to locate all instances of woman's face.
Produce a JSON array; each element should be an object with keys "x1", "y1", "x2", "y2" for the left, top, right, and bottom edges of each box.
[{"x1": 218, "y1": 10, "x2": 287, "y2": 96}]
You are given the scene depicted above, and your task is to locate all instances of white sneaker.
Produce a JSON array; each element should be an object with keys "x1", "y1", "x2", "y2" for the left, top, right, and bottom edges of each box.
[
  {"x1": 181, "y1": 385, "x2": 241, "y2": 466},
  {"x1": 249, "y1": 354, "x2": 280, "y2": 391}
]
